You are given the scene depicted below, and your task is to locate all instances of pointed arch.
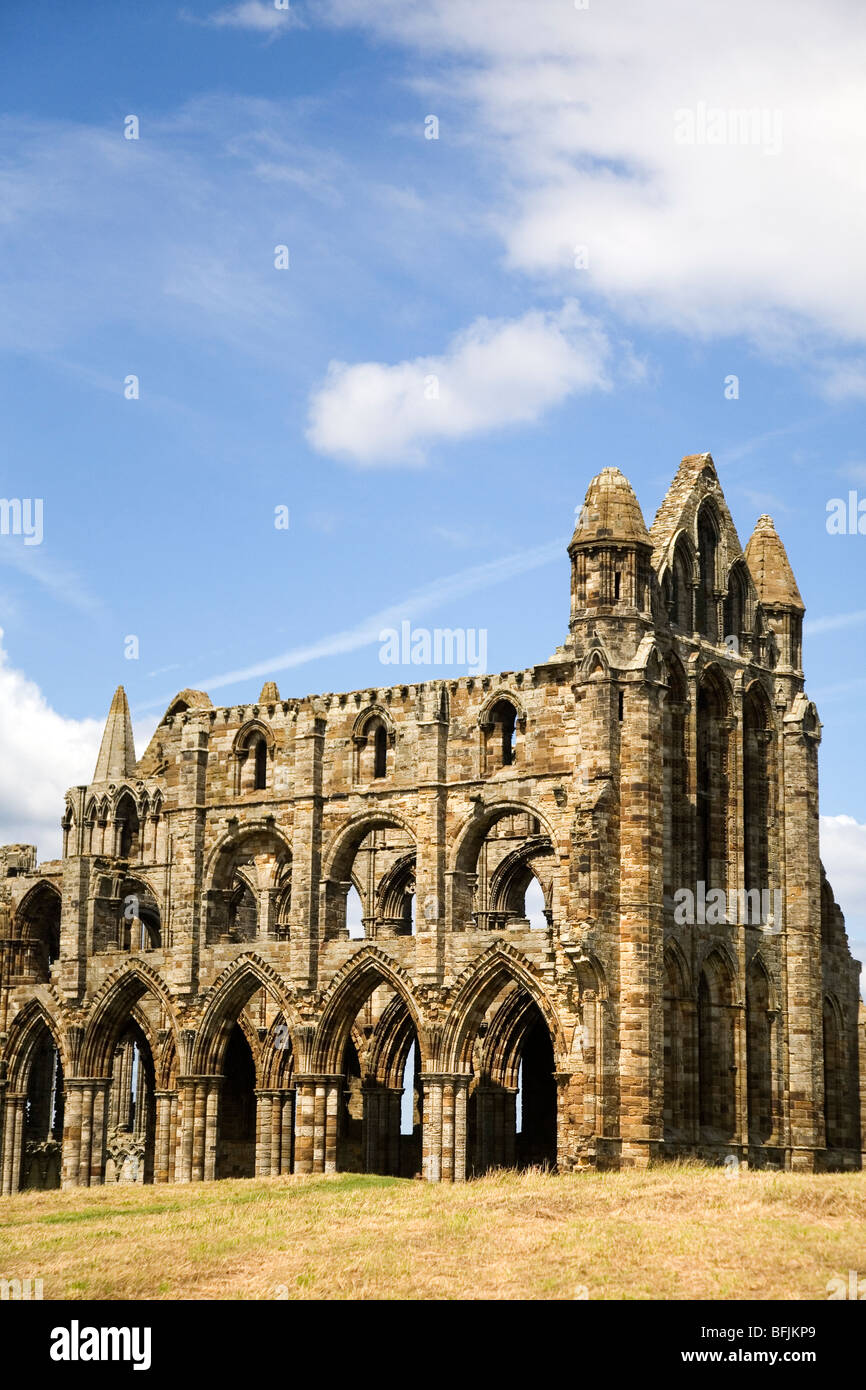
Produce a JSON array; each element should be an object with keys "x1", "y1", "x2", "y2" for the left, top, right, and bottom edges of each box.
[
  {"x1": 440, "y1": 943, "x2": 566, "y2": 1074},
  {"x1": 80, "y1": 960, "x2": 180, "y2": 1079},
  {"x1": 5, "y1": 996, "x2": 69, "y2": 1091},
  {"x1": 698, "y1": 948, "x2": 737, "y2": 1141},
  {"x1": 192, "y1": 951, "x2": 301, "y2": 1076},
  {"x1": 670, "y1": 530, "x2": 696, "y2": 632},
  {"x1": 310, "y1": 945, "x2": 428, "y2": 1075}
]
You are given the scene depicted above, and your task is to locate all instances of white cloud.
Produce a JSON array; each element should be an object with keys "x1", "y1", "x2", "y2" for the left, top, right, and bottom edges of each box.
[
  {"x1": 307, "y1": 300, "x2": 609, "y2": 465},
  {"x1": 821, "y1": 816, "x2": 866, "y2": 917},
  {"x1": 321, "y1": 0, "x2": 866, "y2": 352},
  {"x1": 820, "y1": 815, "x2": 866, "y2": 977},
  {"x1": 0, "y1": 633, "x2": 158, "y2": 860},
  {"x1": 0, "y1": 634, "x2": 101, "y2": 857}
]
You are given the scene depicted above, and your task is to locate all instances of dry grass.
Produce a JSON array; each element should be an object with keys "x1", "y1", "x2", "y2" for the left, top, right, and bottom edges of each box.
[{"x1": 1, "y1": 1165, "x2": 863, "y2": 1300}]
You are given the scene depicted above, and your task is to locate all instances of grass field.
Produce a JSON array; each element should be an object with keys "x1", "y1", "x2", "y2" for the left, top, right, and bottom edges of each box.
[{"x1": 1, "y1": 1165, "x2": 863, "y2": 1300}]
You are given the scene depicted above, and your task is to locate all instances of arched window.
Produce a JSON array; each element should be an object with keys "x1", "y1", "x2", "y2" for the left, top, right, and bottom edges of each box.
[
  {"x1": 235, "y1": 725, "x2": 272, "y2": 794},
  {"x1": 254, "y1": 737, "x2": 268, "y2": 791},
  {"x1": 724, "y1": 562, "x2": 748, "y2": 649},
  {"x1": 746, "y1": 960, "x2": 774, "y2": 1143},
  {"x1": 346, "y1": 884, "x2": 365, "y2": 939},
  {"x1": 355, "y1": 713, "x2": 391, "y2": 782},
  {"x1": 696, "y1": 505, "x2": 720, "y2": 641},
  {"x1": 114, "y1": 792, "x2": 140, "y2": 861},
  {"x1": 671, "y1": 537, "x2": 694, "y2": 631},
  {"x1": 696, "y1": 671, "x2": 730, "y2": 892},
  {"x1": 743, "y1": 686, "x2": 774, "y2": 906},
  {"x1": 485, "y1": 698, "x2": 518, "y2": 771},
  {"x1": 698, "y1": 954, "x2": 736, "y2": 1140},
  {"x1": 374, "y1": 723, "x2": 388, "y2": 779}
]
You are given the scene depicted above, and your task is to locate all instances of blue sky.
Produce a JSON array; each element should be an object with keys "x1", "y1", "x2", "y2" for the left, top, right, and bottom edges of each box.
[{"x1": 0, "y1": 0, "x2": 863, "y2": 954}]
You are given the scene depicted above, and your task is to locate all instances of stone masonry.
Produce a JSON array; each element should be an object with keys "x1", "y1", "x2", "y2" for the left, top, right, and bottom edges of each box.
[{"x1": 0, "y1": 452, "x2": 862, "y2": 1191}]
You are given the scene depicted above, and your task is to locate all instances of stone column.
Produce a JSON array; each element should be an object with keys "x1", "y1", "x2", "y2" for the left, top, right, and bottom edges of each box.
[
  {"x1": 279, "y1": 1089, "x2": 294, "y2": 1174},
  {"x1": 293, "y1": 1075, "x2": 342, "y2": 1174},
  {"x1": 61, "y1": 1081, "x2": 84, "y2": 1188},
  {"x1": 203, "y1": 1078, "x2": 221, "y2": 1182},
  {"x1": 421, "y1": 1074, "x2": 470, "y2": 1182},
  {"x1": 154, "y1": 1091, "x2": 174, "y2": 1184},
  {"x1": 255, "y1": 1090, "x2": 273, "y2": 1176},
  {"x1": 177, "y1": 1078, "x2": 195, "y2": 1182},
  {"x1": 781, "y1": 711, "x2": 823, "y2": 1170},
  {"x1": 0, "y1": 1093, "x2": 25, "y2": 1195},
  {"x1": 618, "y1": 679, "x2": 665, "y2": 1167}
]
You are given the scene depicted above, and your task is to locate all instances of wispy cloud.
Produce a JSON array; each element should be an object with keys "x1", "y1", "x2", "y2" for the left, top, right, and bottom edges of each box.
[
  {"x1": 0, "y1": 542, "x2": 104, "y2": 617},
  {"x1": 136, "y1": 537, "x2": 565, "y2": 708},
  {"x1": 805, "y1": 609, "x2": 866, "y2": 636},
  {"x1": 182, "y1": 2, "x2": 304, "y2": 35}
]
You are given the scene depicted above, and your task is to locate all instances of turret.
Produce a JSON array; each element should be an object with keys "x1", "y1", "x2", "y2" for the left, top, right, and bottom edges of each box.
[
  {"x1": 568, "y1": 467, "x2": 653, "y2": 627},
  {"x1": 744, "y1": 515, "x2": 804, "y2": 672}
]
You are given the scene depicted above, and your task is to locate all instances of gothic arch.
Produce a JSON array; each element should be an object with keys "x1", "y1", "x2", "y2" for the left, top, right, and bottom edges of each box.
[
  {"x1": 5, "y1": 996, "x2": 69, "y2": 1092},
  {"x1": 440, "y1": 943, "x2": 566, "y2": 1074},
  {"x1": 697, "y1": 948, "x2": 737, "y2": 1141},
  {"x1": 11, "y1": 880, "x2": 61, "y2": 982},
  {"x1": 79, "y1": 960, "x2": 180, "y2": 1079},
  {"x1": 449, "y1": 800, "x2": 559, "y2": 877},
  {"x1": 203, "y1": 823, "x2": 293, "y2": 891},
  {"x1": 669, "y1": 530, "x2": 697, "y2": 631},
  {"x1": 365, "y1": 992, "x2": 417, "y2": 1089},
  {"x1": 192, "y1": 952, "x2": 300, "y2": 1076},
  {"x1": 322, "y1": 812, "x2": 417, "y2": 884},
  {"x1": 310, "y1": 946, "x2": 428, "y2": 1075}
]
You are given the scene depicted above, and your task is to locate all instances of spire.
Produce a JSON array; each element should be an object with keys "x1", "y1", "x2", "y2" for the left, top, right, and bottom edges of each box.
[
  {"x1": 744, "y1": 515, "x2": 804, "y2": 612},
  {"x1": 570, "y1": 467, "x2": 651, "y2": 550},
  {"x1": 258, "y1": 681, "x2": 280, "y2": 703},
  {"x1": 93, "y1": 685, "x2": 136, "y2": 782}
]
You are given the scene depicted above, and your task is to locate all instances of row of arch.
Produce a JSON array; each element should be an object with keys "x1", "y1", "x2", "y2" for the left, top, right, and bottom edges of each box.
[{"x1": 3, "y1": 945, "x2": 573, "y2": 1190}]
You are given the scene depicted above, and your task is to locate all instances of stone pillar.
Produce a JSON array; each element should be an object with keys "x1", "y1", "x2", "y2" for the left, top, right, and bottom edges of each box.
[
  {"x1": 781, "y1": 710, "x2": 823, "y2": 1170},
  {"x1": 0, "y1": 1093, "x2": 25, "y2": 1195},
  {"x1": 178, "y1": 1078, "x2": 195, "y2": 1182},
  {"x1": 203, "y1": 1078, "x2": 221, "y2": 1181},
  {"x1": 61, "y1": 1081, "x2": 83, "y2": 1188},
  {"x1": 279, "y1": 1089, "x2": 294, "y2": 1175},
  {"x1": 181, "y1": 1075, "x2": 223, "y2": 1182},
  {"x1": 618, "y1": 678, "x2": 665, "y2": 1166},
  {"x1": 421, "y1": 1074, "x2": 469, "y2": 1182},
  {"x1": 64, "y1": 1079, "x2": 108, "y2": 1188},
  {"x1": 293, "y1": 1075, "x2": 342, "y2": 1174},
  {"x1": 154, "y1": 1091, "x2": 173, "y2": 1184},
  {"x1": 255, "y1": 1090, "x2": 273, "y2": 1176},
  {"x1": 89, "y1": 1082, "x2": 108, "y2": 1185}
]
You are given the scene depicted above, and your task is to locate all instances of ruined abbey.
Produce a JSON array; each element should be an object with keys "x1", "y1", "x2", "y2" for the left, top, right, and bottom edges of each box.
[{"x1": 0, "y1": 451, "x2": 862, "y2": 1192}]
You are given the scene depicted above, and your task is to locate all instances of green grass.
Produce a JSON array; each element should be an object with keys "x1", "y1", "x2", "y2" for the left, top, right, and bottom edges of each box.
[{"x1": 0, "y1": 1166, "x2": 864, "y2": 1300}]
